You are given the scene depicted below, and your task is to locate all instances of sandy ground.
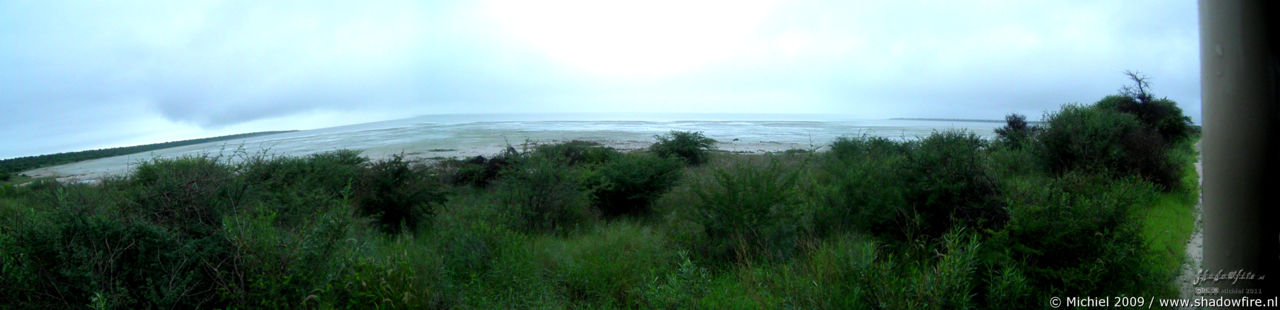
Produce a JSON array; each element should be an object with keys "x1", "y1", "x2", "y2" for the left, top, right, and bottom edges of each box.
[
  {"x1": 20, "y1": 117, "x2": 1003, "y2": 184},
  {"x1": 19, "y1": 139, "x2": 816, "y2": 184},
  {"x1": 1175, "y1": 143, "x2": 1204, "y2": 307}
]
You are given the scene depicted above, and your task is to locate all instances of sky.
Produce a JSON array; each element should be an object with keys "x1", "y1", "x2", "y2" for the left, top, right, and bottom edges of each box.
[{"x1": 0, "y1": 0, "x2": 1200, "y2": 159}]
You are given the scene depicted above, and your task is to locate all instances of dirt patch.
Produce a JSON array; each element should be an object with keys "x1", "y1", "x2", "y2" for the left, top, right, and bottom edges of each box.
[{"x1": 1175, "y1": 145, "x2": 1204, "y2": 306}]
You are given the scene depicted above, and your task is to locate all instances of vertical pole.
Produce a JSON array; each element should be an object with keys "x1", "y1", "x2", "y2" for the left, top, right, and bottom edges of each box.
[{"x1": 1199, "y1": 0, "x2": 1280, "y2": 297}]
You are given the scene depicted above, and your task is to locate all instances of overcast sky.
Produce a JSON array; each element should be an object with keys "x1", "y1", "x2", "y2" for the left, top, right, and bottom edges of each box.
[{"x1": 0, "y1": 0, "x2": 1199, "y2": 159}]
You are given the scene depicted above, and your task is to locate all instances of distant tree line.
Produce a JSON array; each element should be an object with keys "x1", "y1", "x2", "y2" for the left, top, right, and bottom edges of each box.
[{"x1": 0, "y1": 131, "x2": 294, "y2": 181}]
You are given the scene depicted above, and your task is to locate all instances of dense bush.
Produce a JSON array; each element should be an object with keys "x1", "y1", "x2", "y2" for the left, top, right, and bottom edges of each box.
[
  {"x1": 300, "y1": 150, "x2": 368, "y2": 190},
  {"x1": 1096, "y1": 72, "x2": 1195, "y2": 144},
  {"x1": 820, "y1": 132, "x2": 1004, "y2": 242},
  {"x1": 324, "y1": 234, "x2": 453, "y2": 309},
  {"x1": 446, "y1": 147, "x2": 520, "y2": 188},
  {"x1": 238, "y1": 150, "x2": 367, "y2": 195},
  {"x1": 828, "y1": 136, "x2": 908, "y2": 160},
  {"x1": 994, "y1": 113, "x2": 1036, "y2": 148},
  {"x1": 651, "y1": 131, "x2": 717, "y2": 165},
  {"x1": 1120, "y1": 126, "x2": 1183, "y2": 190},
  {"x1": 817, "y1": 137, "x2": 909, "y2": 238},
  {"x1": 992, "y1": 172, "x2": 1159, "y2": 296},
  {"x1": 356, "y1": 154, "x2": 446, "y2": 234},
  {"x1": 987, "y1": 140, "x2": 1044, "y2": 179},
  {"x1": 219, "y1": 201, "x2": 359, "y2": 307},
  {"x1": 235, "y1": 150, "x2": 446, "y2": 234},
  {"x1": 870, "y1": 230, "x2": 981, "y2": 309},
  {"x1": 591, "y1": 153, "x2": 683, "y2": 217},
  {"x1": 691, "y1": 233, "x2": 880, "y2": 308},
  {"x1": 984, "y1": 264, "x2": 1034, "y2": 306},
  {"x1": 234, "y1": 151, "x2": 366, "y2": 224},
  {"x1": 638, "y1": 250, "x2": 711, "y2": 308},
  {"x1": 784, "y1": 234, "x2": 879, "y2": 309},
  {"x1": 1096, "y1": 95, "x2": 1194, "y2": 144},
  {"x1": 692, "y1": 158, "x2": 803, "y2": 262},
  {"x1": 530, "y1": 140, "x2": 619, "y2": 166},
  {"x1": 902, "y1": 131, "x2": 1006, "y2": 239},
  {"x1": 1038, "y1": 104, "x2": 1140, "y2": 174},
  {"x1": 697, "y1": 230, "x2": 982, "y2": 309},
  {"x1": 1038, "y1": 104, "x2": 1183, "y2": 189},
  {"x1": 494, "y1": 155, "x2": 595, "y2": 233},
  {"x1": 428, "y1": 194, "x2": 527, "y2": 294},
  {"x1": 129, "y1": 156, "x2": 236, "y2": 235},
  {"x1": 1, "y1": 201, "x2": 232, "y2": 309},
  {"x1": 551, "y1": 223, "x2": 675, "y2": 307}
]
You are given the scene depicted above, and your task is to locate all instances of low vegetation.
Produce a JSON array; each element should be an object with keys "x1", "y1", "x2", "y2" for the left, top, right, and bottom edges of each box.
[
  {"x1": 651, "y1": 130, "x2": 717, "y2": 165},
  {"x1": 0, "y1": 78, "x2": 1199, "y2": 308}
]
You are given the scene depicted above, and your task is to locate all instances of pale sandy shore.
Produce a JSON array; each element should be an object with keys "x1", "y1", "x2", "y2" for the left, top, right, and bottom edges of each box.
[
  {"x1": 20, "y1": 139, "x2": 817, "y2": 184},
  {"x1": 19, "y1": 116, "x2": 1003, "y2": 184}
]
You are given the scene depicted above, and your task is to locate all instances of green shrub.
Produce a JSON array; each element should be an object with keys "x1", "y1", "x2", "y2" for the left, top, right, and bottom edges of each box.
[
  {"x1": 0, "y1": 184, "x2": 17, "y2": 199},
  {"x1": 984, "y1": 265, "x2": 1033, "y2": 306},
  {"x1": 430, "y1": 200, "x2": 520, "y2": 284},
  {"x1": 220, "y1": 201, "x2": 358, "y2": 307},
  {"x1": 357, "y1": 154, "x2": 445, "y2": 234},
  {"x1": 651, "y1": 131, "x2": 717, "y2": 165},
  {"x1": 821, "y1": 132, "x2": 1004, "y2": 242},
  {"x1": 698, "y1": 272, "x2": 784, "y2": 309},
  {"x1": 454, "y1": 230, "x2": 566, "y2": 309},
  {"x1": 1038, "y1": 104, "x2": 1139, "y2": 174},
  {"x1": 828, "y1": 136, "x2": 907, "y2": 161},
  {"x1": 234, "y1": 151, "x2": 366, "y2": 224},
  {"x1": 748, "y1": 234, "x2": 879, "y2": 309},
  {"x1": 816, "y1": 139, "x2": 909, "y2": 238},
  {"x1": 871, "y1": 230, "x2": 980, "y2": 310},
  {"x1": 301, "y1": 149, "x2": 368, "y2": 190},
  {"x1": 987, "y1": 141, "x2": 1043, "y2": 179},
  {"x1": 1119, "y1": 126, "x2": 1182, "y2": 189},
  {"x1": 551, "y1": 223, "x2": 674, "y2": 307},
  {"x1": 2, "y1": 211, "x2": 231, "y2": 309},
  {"x1": 993, "y1": 172, "x2": 1159, "y2": 296},
  {"x1": 323, "y1": 234, "x2": 453, "y2": 309},
  {"x1": 591, "y1": 152, "x2": 683, "y2": 217},
  {"x1": 1038, "y1": 104, "x2": 1182, "y2": 189},
  {"x1": 717, "y1": 231, "x2": 977, "y2": 309},
  {"x1": 692, "y1": 157, "x2": 803, "y2": 262},
  {"x1": 994, "y1": 113, "x2": 1036, "y2": 148},
  {"x1": 494, "y1": 155, "x2": 595, "y2": 233},
  {"x1": 531, "y1": 140, "x2": 619, "y2": 166},
  {"x1": 129, "y1": 155, "x2": 235, "y2": 235},
  {"x1": 638, "y1": 250, "x2": 711, "y2": 309},
  {"x1": 799, "y1": 235, "x2": 879, "y2": 309},
  {"x1": 1097, "y1": 72, "x2": 1195, "y2": 144},
  {"x1": 447, "y1": 147, "x2": 520, "y2": 188},
  {"x1": 901, "y1": 131, "x2": 1006, "y2": 239}
]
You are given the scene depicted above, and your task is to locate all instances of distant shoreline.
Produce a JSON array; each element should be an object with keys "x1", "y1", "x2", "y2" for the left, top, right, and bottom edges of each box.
[
  {"x1": 2, "y1": 130, "x2": 297, "y2": 177},
  {"x1": 889, "y1": 117, "x2": 1005, "y2": 123},
  {"x1": 890, "y1": 117, "x2": 1043, "y2": 124},
  {"x1": 17, "y1": 118, "x2": 1006, "y2": 184}
]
